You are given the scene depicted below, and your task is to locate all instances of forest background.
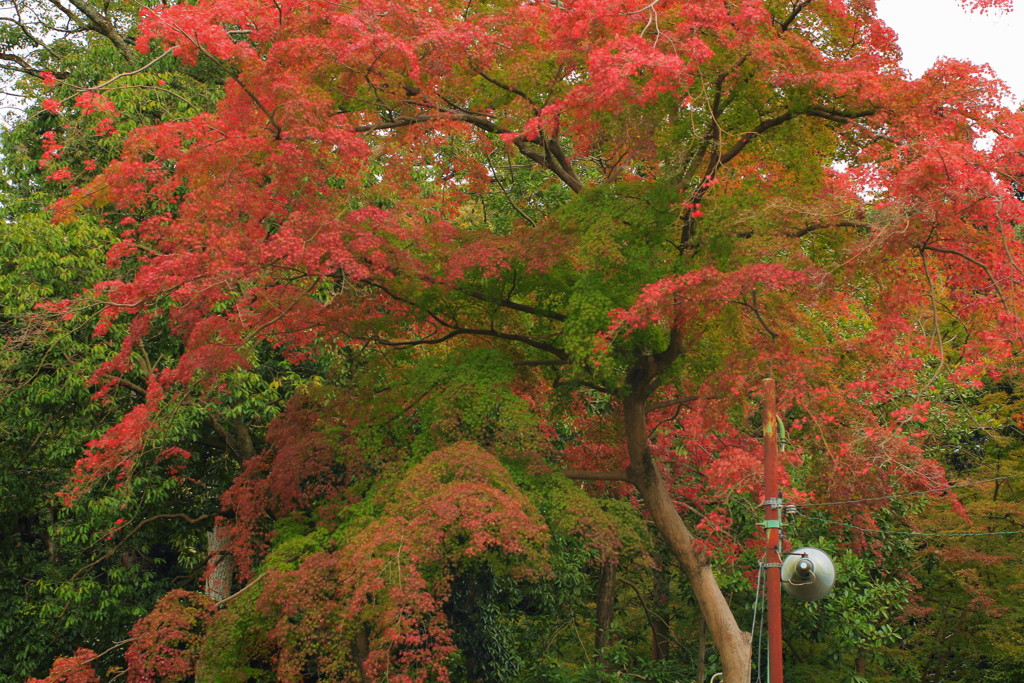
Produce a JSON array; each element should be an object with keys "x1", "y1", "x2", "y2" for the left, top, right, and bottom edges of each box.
[{"x1": 4, "y1": 0, "x2": 1024, "y2": 681}]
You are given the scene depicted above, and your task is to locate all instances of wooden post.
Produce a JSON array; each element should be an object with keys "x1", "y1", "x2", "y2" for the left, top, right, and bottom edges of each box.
[{"x1": 762, "y1": 378, "x2": 783, "y2": 683}]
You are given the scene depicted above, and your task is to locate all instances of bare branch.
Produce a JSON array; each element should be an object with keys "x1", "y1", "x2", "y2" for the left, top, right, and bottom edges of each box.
[
  {"x1": 86, "y1": 48, "x2": 175, "y2": 92},
  {"x1": 215, "y1": 573, "x2": 266, "y2": 607}
]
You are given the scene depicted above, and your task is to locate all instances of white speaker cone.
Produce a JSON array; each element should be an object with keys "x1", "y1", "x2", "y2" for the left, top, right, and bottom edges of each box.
[{"x1": 781, "y1": 547, "x2": 836, "y2": 602}]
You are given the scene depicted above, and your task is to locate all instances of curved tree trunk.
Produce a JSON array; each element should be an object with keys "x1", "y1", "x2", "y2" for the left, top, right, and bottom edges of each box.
[{"x1": 623, "y1": 390, "x2": 750, "y2": 683}]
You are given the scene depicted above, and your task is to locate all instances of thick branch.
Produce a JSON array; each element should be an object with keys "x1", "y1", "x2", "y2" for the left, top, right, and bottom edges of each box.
[
  {"x1": 210, "y1": 417, "x2": 257, "y2": 463},
  {"x1": 563, "y1": 469, "x2": 633, "y2": 483},
  {"x1": 789, "y1": 219, "x2": 870, "y2": 238},
  {"x1": 102, "y1": 374, "x2": 147, "y2": 397},
  {"x1": 804, "y1": 105, "x2": 877, "y2": 125},
  {"x1": 352, "y1": 114, "x2": 432, "y2": 132},
  {"x1": 48, "y1": 0, "x2": 133, "y2": 59},
  {"x1": 514, "y1": 137, "x2": 584, "y2": 193},
  {"x1": 461, "y1": 289, "x2": 567, "y2": 321},
  {"x1": 351, "y1": 109, "x2": 583, "y2": 193},
  {"x1": 647, "y1": 395, "x2": 698, "y2": 411},
  {"x1": 716, "y1": 111, "x2": 796, "y2": 168},
  {"x1": 373, "y1": 325, "x2": 569, "y2": 361},
  {"x1": 775, "y1": 0, "x2": 814, "y2": 32},
  {"x1": 0, "y1": 52, "x2": 47, "y2": 77}
]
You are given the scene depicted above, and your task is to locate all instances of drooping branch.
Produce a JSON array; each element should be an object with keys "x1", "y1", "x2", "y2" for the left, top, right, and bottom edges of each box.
[
  {"x1": 919, "y1": 246, "x2": 947, "y2": 389},
  {"x1": 681, "y1": 103, "x2": 877, "y2": 249},
  {"x1": 352, "y1": 114, "x2": 433, "y2": 132},
  {"x1": 351, "y1": 106, "x2": 584, "y2": 193},
  {"x1": 366, "y1": 280, "x2": 570, "y2": 360},
  {"x1": 472, "y1": 67, "x2": 541, "y2": 111},
  {"x1": 215, "y1": 572, "x2": 266, "y2": 608},
  {"x1": 732, "y1": 291, "x2": 779, "y2": 341},
  {"x1": 922, "y1": 243, "x2": 1010, "y2": 312},
  {"x1": 513, "y1": 358, "x2": 571, "y2": 367},
  {"x1": 370, "y1": 325, "x2": 570, "y2": 361},
  {"x1": 85, "y1": 48, "x2": 176, "y2": 92},
  {"x1": 0, "y1": 51, "x2": 50, "y2": 78},
  {"x1": 69, "y1": 513, "x2": 211, "y2": 583},
  {"x1": 460, "y1": 288, "x2": 567, "y2": 321},
  {"x1": 647, "y1": 395, "x2": 698, "y2": 412}
]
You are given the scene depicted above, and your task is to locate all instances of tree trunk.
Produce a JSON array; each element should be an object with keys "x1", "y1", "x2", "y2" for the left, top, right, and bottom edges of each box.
[
  {"x1": 652, "y1": 547, "x2": 672, "y2": 660},
  {"x1": 696, "y1": 615, "x2": 707, "y2": 683},
  {"x1": 205, "y1": 522, "x2": 234, "y2": 602},
  {"x1": 350, "y1": 623, "x2": 371, "y2": 683},
  {"x1": 45, "y1": 505, "x2": 58, "y2": 564},
  {"x1": 994, "y1": 460, "x2": 1001, "y2": 502},
  {"x1": 595, "y1": 556, "x2": 617, "y2": 656},
  {"x1": 623, "y1": 393, "x2": 751, "y2": 683}
]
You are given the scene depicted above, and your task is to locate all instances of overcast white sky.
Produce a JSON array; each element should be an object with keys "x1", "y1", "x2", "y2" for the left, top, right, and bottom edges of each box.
[{"x1": 877, "y1": 0, "x2": 1024, "y2": 101}]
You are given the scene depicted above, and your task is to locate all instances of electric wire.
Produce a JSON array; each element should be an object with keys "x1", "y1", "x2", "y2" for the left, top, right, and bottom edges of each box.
[
  {"x1": 757, "y1": 573, "x2": 767, "y2": 683},
  {"x1": 800, "y1": 513, "x2": 1024, "y2": 537},
  {"x1": 750, "y1": 556, "x2": 767, "y2": 683},
  {"x1": 795, "y1": 472, "x2": 1024, "y2": 508},
  {"x1": 750, "y1": 562, "x2": 761, "y2": 676}
]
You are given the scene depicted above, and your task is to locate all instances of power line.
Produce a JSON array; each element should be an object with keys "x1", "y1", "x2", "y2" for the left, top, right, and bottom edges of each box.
[
  {"x1": 796, "y1": 473, "x2": 1024, "y2": 508},
  {"x1": 750, "y1": 558, "x2": 767, "y2": 683},
  {"x1": 801, "y1": 514, "x2": 1024, "y2": 538}
]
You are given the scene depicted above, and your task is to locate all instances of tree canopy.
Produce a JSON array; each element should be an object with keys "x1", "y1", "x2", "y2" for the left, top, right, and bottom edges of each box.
[{"x1": 7, "y1": 0, "x2": 1024, "y2": 681}]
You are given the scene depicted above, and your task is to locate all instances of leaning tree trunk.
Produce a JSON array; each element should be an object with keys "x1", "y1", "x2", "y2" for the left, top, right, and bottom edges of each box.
[{"x1": 623, "y1": 390, "x2": 751, "y2": 683}]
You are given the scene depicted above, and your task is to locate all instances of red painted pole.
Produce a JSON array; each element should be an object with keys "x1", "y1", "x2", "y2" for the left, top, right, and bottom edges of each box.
[{"x1": 763, "y1": 378, "x2": 784, "y2": 683}]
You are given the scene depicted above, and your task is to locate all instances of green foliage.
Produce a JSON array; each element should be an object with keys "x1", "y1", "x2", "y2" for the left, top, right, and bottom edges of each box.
[
  {"x1": 0, "y1": 213, "x2": 129, "y2": 681},
  {"x1": 9, "y1": 0, "x2": 1024, "y2": 680}
]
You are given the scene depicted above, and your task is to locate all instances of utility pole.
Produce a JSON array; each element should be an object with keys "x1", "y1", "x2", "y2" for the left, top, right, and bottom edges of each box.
[{"x1": 762, "y1": 378, "x2": 784, "y2": 683}]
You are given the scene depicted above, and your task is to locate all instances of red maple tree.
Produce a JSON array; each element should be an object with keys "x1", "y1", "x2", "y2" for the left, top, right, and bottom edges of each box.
[{"x1": 44, "y1": 0, "x2": 1024, "y2": 678}]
